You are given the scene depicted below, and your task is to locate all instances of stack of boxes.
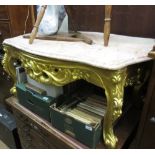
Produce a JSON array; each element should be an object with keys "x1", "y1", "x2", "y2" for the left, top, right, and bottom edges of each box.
[{"x1": 16, "y1": 66, "x2": 106, "y2": 148}]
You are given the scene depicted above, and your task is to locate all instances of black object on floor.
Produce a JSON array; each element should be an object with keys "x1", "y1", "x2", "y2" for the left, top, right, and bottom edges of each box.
[{"x1": 0, "y1": 106, "x2": 21, "y2": 148}]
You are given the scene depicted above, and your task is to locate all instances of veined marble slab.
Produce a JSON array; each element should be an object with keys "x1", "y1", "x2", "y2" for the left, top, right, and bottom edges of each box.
[{"x1": 3, "y1": 32, "x2": 155, "y2": 70}]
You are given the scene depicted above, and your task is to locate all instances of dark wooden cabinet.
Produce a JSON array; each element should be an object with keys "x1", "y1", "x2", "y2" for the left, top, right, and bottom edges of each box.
[
  {"x1": 0, "y1": 5, "x2": 33, "y2": 42},
  {"x1": 6, "y1": 96, "x2": 141, "y2": 149},
  {"x1": 6, "y1": 97, "x2": 88, "y2": 149},
  {"x1": 0, "y1": 5, "x2": 33, "y2": 107},
  {"x1": 136, "y1": 61, "x2": 155, "y2": 148},
  {"x1": 67, "y1": 6, "x2": 155, "y2": 38}
]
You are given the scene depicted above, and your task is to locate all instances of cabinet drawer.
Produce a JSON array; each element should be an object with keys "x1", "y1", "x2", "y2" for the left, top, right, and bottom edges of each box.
[
  {"x1": 0, "y1": 22, "x2": 11, "y2": 42},
  {"x1": 15, "y1": 112, "x2": 60, "y2": 148},
  {"x1": 0, "y1": 6, "x2": 9, "y2": 20},
  {"x1": 18, "y1": 126, "x2": 55, "y2": 149},
  {"x1": 16, "y1": 116, "x2": 56, "y2": 148},
  {"x1": 14, "y1": 108, "x2": 77, "y2": 149},
  {"x1": 29, "y1": 129, "x2": 56, "y2": 149}
]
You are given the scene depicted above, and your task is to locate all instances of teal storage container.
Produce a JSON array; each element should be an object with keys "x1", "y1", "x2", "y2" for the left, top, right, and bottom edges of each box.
[{"x1": 16, "y1": 83, "x2": 55, "y2": 121}]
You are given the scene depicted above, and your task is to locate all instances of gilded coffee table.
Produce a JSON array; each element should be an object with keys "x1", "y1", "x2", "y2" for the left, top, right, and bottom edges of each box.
[{"x1": 2, "y1": 32, "x2": 154, "y2": 148}]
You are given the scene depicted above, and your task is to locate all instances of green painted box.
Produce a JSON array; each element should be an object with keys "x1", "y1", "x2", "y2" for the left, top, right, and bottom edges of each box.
[
  {"x1": 16, "y1": 83, "x2": 55, "y2": 121},
  {"x1": 50, "y1": 99, "x2": 102, "y2": 148}
]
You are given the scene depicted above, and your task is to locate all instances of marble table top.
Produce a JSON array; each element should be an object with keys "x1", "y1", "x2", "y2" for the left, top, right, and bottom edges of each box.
[{"x1": 3, "y1": 32, "x2": 155, "y2": 70}]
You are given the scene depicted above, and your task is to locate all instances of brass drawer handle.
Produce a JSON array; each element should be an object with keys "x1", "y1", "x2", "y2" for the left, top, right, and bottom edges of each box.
[
  {"x1": 0, "y1": 31, "x2": 2, "y2": 36},
  {"x1": 30, "y1": 122, "x2": 39, "y2": 131}
]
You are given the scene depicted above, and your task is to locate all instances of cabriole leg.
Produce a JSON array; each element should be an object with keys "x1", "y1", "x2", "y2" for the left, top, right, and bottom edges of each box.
[
  {"x1": 2, "y1": 50, "x2": 17, "y2": 94},
  {"x1": 102, "y1": 69, "x2": 126, "y2": 148}
]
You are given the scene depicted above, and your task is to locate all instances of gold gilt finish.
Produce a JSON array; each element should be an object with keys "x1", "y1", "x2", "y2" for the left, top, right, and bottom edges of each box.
[
  {"x1": 2, "y1": 46, "x2": 17, "y2": 94},
  {"x1": 2, "y1": 44, "x2": 128, "y2": 148}
]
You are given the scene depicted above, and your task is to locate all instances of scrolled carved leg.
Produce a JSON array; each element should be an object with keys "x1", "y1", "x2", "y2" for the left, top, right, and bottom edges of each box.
[
  {"x1": 2, "y1": 48, "x2": 18, "y2": 95},
  {"x1": 103, "y1": 69, "x2": 127, "y2": 148}
]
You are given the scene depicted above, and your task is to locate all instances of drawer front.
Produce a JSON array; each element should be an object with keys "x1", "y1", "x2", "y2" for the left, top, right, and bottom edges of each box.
[
  {"x1": 14, "y1": 109, "x2": 75, "y2": 149},
  {"x1": 16, "y1": 118, "x2": 56, "y2": 149},
  {"x1": 0, "y1": 22, "x2": 11, "y2": 42},
  {"x1": 18, "y1": 126, "x2": 55, "y2": 149},
  {"x1": 0, "y1": 6, "x2": 9, "y2": 20},
  {"x1": 29, "y1": 129, "x2": 56, "y2": 149}
]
